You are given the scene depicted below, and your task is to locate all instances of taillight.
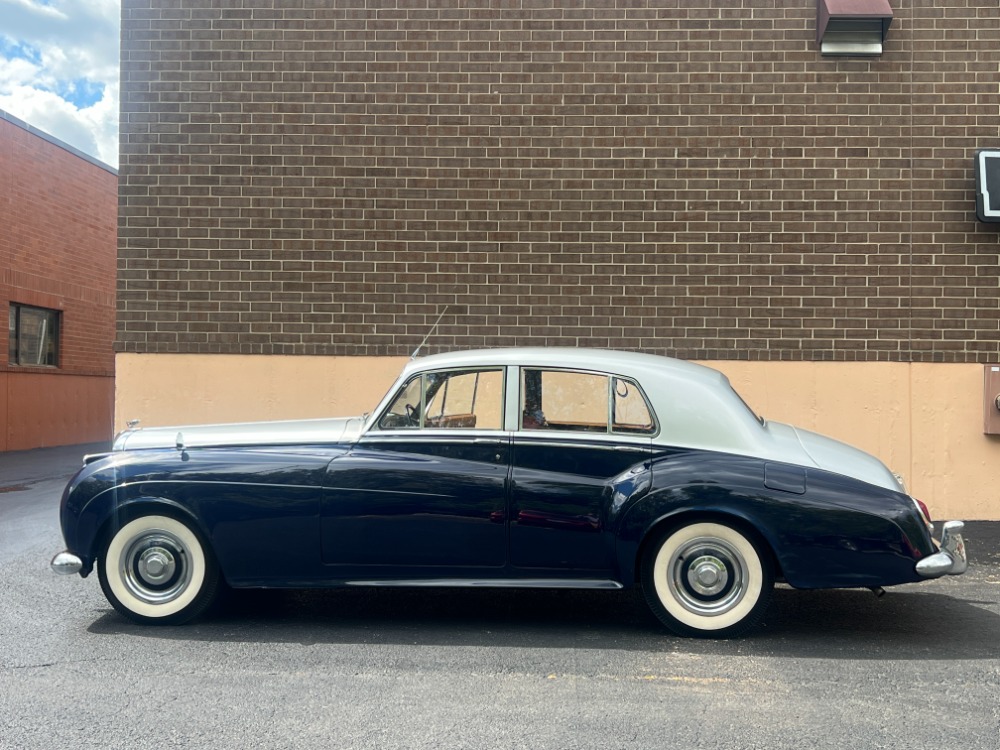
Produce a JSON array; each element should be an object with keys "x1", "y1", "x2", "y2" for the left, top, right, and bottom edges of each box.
[{"x1": 912, "y1": 497, "x2": 934, "y2": 535}]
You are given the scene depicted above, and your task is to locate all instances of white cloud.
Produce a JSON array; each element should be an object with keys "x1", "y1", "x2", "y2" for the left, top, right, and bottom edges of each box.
[
  {"x1": 0, "y1": 82, "x2": 118, "y2": 165},
  {"x1": 0, "y1": 0, "x2": 119, "y2": 167}
]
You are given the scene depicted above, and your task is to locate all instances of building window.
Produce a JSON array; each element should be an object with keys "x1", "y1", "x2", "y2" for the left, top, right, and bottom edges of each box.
[{"x1": 9, "y1": 303, "x2": 60, "y2": 367}]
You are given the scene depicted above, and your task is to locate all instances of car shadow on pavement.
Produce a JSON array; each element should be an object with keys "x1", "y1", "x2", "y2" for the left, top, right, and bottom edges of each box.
[{"x1": 86, "y1": 583, "x2": 1000, "y2": 660}]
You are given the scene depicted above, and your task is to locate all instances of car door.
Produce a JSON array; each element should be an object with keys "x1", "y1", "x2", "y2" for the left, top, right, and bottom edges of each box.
[
  {"x1": 510, "y1": 368, "x2": 655, "y2": 572},
  {"x1": 321, "y1": 367, "x2": 510, "y2": 573}
]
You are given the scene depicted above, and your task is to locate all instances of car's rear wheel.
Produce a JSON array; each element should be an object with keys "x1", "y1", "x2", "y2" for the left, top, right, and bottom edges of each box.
[
  {"x1": 98, "y1": 513, "x2": 220, "y2": 625},
  {"x1": 642, "y1": 520, "x2": 774, "y2": 638}
]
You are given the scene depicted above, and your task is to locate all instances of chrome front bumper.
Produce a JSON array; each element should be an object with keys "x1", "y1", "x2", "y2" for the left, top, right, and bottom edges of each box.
[
  {"x1": 915, "y1": 520, "x2": 968, "y2": 578},
  {"x1": 50, "y1": 551, "x2": 83, "y2": 576}
]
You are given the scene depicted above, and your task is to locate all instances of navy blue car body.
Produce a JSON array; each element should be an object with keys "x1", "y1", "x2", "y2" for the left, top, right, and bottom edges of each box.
[{"x1": 52, "y1": 348, "x2": 967, "y2": 637}]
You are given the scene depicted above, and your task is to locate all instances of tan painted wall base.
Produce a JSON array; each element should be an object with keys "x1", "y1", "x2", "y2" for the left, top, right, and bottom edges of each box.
[
  {"x1": 114, "y1": 353, "x2": 408, "y2": 434},
  {"x1": 115, "y1": 353, "x2": 1000, "y2": 520},
  {"x1": 705, "y1": 361, "x2": 997, "y2": 521}
]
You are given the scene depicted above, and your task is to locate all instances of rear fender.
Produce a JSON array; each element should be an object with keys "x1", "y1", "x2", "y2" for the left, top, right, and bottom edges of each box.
[{"x1": 615, "y1": 490, "x2": 783, "y2": 585}]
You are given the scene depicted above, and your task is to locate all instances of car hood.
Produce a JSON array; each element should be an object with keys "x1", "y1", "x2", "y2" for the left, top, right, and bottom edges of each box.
[
  {"x1": 113, "y1": 416, "x2": 366, "y2": 452},
  {"x1": 764, "y1": 421, "x2": 904, "y2": 493}
]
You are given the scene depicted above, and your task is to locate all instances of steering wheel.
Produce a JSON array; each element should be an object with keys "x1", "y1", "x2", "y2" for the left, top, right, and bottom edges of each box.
[{"x1": 404, "y1": 403, "x2": 419, "y2": 426}]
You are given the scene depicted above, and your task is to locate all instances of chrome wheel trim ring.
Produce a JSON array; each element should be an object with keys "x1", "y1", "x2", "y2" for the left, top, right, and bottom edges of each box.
[
  {"x1": 667, "y1": 536, "x2": 748, "y2": 617},
  {"x1": 119, "y1": 530, "x2": 193, "y2": 606}
]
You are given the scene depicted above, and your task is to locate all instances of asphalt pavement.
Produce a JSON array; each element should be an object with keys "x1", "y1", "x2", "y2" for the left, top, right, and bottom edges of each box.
[
  {"x1": 1, "y1": 444, "x2": 998, "y2": 750},
  {"x1": 0, "y1": 441, "x2": 108, "y2": 487}
]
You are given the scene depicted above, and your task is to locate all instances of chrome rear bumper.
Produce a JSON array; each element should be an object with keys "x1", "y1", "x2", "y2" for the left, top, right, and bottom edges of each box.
[{"x1": 915, "y1": 520, "x2": 968, "y2": 578}]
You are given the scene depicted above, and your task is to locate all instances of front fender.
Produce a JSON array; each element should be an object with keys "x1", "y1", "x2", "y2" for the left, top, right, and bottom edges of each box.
[
  {"x1": 58, "y1": 452, "x2": 146, "y2": 573},
  {"x1": 76, "y1": 489, "x2": 207, "y2": 573},
  {"x1": 59, "y1": 446, "x2": 338, "y2": 584}
]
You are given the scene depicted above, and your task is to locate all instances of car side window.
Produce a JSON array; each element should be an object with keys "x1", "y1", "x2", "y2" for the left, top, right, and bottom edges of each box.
[
  {"x1": 521, "y1": 369, "x2": 656, "y2": 435},
  {"x1": 521, "y1": 369, "x2": 607, "y2": 432},
  {"x1": 378, "y1": 376, "x2": 423, "y2": 429},
  {"x1": 425, "y1": 369, "x2": 503, "y2": 429},
  {"x1": 378, "y1": 369, "x2": 503, "y2": 430},
  {"x1": 612, "y1": 377, "x2": 655, "y2": 434}
]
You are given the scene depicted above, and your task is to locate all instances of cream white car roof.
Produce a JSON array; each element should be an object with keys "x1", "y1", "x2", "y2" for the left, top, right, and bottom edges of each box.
[{"x1": 390, "y1": 347, "x2": 762, "y2": 456}]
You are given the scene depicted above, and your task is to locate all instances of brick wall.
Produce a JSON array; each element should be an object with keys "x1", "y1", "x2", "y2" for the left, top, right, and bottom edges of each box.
[
  {"x1": 118, "y1": 0, "x2": 1000, "y2": 362},
  {"x1": 1, "y1": 114, "x2": 117, "y2": 377},
  {"x1": 0, "y1": 112, "x2": 117, "y2": 450}
]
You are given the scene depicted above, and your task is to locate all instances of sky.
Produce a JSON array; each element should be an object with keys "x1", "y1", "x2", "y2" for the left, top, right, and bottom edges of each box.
[{"x1": 0, "y1": 0, "x2": 120, "y2": 168}]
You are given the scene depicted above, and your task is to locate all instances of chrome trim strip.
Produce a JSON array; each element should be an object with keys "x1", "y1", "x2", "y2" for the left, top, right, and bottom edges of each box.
[
  {"x1": 367, "y1": 432, "x2": 651, "y2": 452},
  {"x1": 513, "y1": 439, "x2": 651, "y2": 452},
  {"x1": 361, "y1": 430, "x2": 511, "y2": 444},
  {"x1": 111, "y1": 479, "x2": 322, "y2": 491},
  {"x1": 343, "y1": 578, "x2": 623, "y2": 590},
  {"x1": 326, "y1": 486, "x2": 453, "y2": 499},
  {"x1": 113, "y1": 478, "x2": 452, "y2": 499}
]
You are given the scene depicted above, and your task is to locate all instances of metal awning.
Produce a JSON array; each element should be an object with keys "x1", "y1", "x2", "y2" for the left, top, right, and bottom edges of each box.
[{"x1": 817, "y1": 0, "x2": 893, "y2": 56}]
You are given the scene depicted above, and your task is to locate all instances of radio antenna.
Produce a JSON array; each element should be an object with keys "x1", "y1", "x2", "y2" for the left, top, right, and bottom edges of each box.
[{"x1": 410, "y1": 307, "x2": 450, "y2": 359}]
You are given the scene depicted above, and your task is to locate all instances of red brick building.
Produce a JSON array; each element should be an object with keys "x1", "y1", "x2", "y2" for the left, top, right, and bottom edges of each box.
[{"x1": 1, "y1": 109, "x2": 117, "y2": 451}]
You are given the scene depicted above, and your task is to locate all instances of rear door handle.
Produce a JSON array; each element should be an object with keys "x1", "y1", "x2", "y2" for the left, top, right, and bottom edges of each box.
[{"x1": 472, "y1": 437, "x2": 505, "y2": 462}]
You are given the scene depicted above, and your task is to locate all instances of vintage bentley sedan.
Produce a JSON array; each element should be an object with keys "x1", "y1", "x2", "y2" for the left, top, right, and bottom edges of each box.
[{"x1": 52, "y1": 348, "x2": 967, "y2": 637}]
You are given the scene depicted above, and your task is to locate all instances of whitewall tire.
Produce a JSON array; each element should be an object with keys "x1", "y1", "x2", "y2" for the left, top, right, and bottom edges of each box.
[
  {"x1": 98, "y1": 513, "x2": 220, "y2": 625},
  {"x1": 642, "y1": 521, "x2": 774, "y2": 638}
]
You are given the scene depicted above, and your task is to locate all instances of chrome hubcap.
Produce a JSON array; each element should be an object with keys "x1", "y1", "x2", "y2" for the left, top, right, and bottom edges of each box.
[
  {"x1": 668, "y1": 537, "x2": 748, "y2": 617},
  {"x1": 119, "y1": 530, "x2": 192, "y2": 605},
  {"x1": 687, "y1": 555, "x2": 729, "y2": 596},
  {"x1": 137, "y1": 547, "x2": 176, "y2": 584}
]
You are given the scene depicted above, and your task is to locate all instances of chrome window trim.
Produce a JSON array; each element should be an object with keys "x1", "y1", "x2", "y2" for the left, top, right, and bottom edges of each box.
[
  {"x1": 503, "y1": 364, "x2": 521, "y2": 432},
  {"x1": 365, "y1": 431, "x2": 655, "y2": 452},
  {"x1": 371, "y1": 366, "x2": 507, "y2": 433},
  {"x1": 359, "y1": 429, "x2": 512, "y2": 445},
  {"x1": 611, "y1": 374, "x2": 659, "y2": 437},
  {"x1": 514, "y1": 365, "x2": 661, "y2": 439},
  {"x1": 511, "y1": 437, "x2": 653, "y2": 452},
  {"x1": 374, "y1": 372, "x2": 422, "y2": 431}
]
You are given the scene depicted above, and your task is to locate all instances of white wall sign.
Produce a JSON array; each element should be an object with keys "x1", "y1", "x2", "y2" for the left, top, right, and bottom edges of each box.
[{"x1": 976, "y1": 149, "x2": 1000, "y2": 223}]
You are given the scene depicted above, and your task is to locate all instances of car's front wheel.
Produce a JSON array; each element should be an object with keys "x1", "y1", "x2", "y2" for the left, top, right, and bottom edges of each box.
[
  {"x1": 98, "y1": 513, "x2": 220, "y2": 625},
  {"x1": 642, "y1": 520, "x2": 774, "y2": 638}
]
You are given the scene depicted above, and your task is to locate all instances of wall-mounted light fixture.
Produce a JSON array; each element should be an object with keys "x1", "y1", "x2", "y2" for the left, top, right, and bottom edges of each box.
[{"x1": 817, "y1": 0, "x2": 893, "y2": 57}]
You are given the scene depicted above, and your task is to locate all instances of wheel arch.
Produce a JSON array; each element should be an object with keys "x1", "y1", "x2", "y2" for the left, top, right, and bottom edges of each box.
[
  {"x1": 88, "y1": 495, "x2": 213, "y2": 568},
  {"x1": 630, "y1": 508, "x2": 783, "y2": 585}
]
